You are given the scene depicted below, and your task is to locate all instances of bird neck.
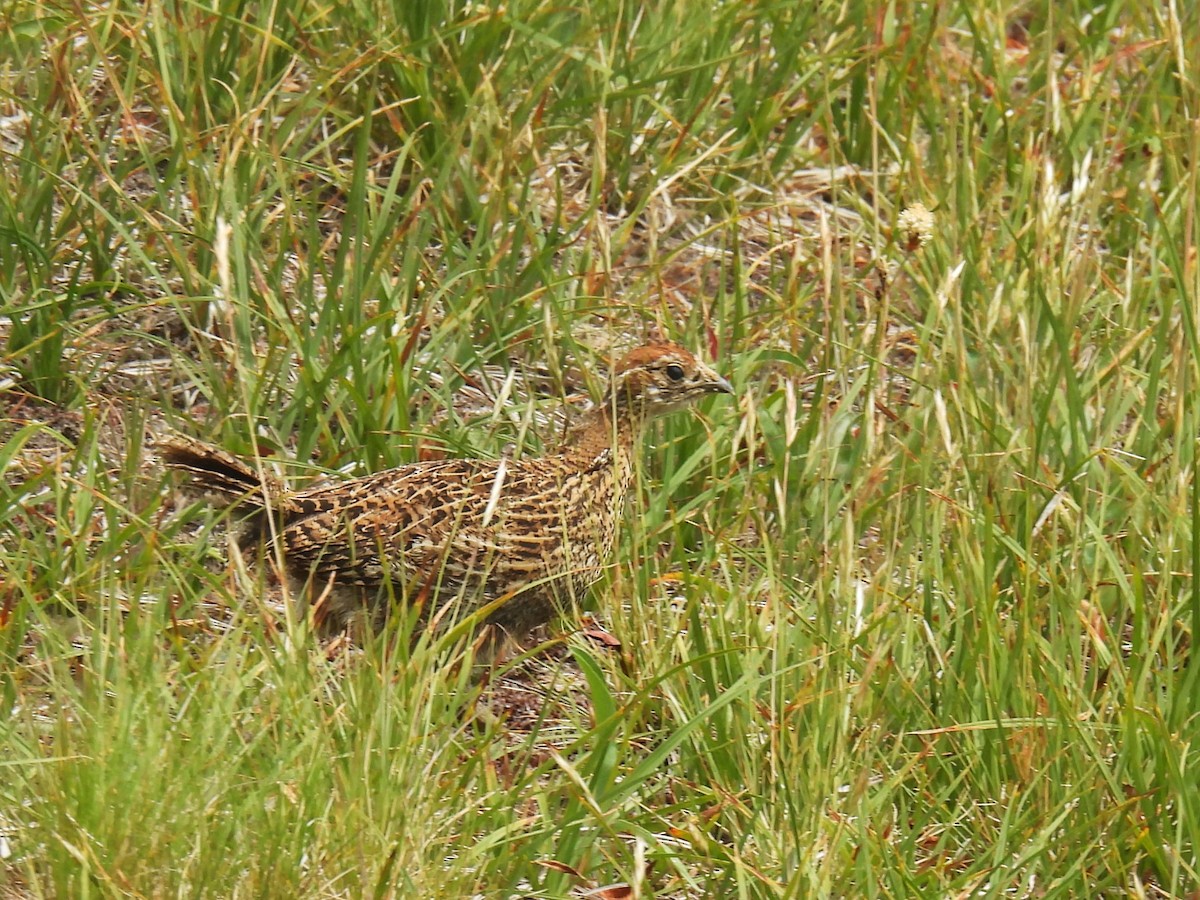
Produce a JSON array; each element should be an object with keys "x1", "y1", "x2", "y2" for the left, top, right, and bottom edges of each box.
[{"x1": 568, "y1": 399, "x2": 647, "y2": 464}]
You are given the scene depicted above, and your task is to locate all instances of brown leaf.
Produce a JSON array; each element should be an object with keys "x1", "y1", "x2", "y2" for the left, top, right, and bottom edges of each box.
[
  {"x1": 581, "y1": 626, "x2": 622, "y2": 649},
  {"x1": 579, "y1": 884, "x2": 633, "y2": 899},
  {"x1": 534, "y1": 859, "x2": 586, "y2": 880}
]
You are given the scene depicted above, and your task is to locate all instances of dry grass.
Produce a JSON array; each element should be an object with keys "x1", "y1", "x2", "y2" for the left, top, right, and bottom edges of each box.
[{"x1": 2, "y1": 0, "x2": 1200, "y2": 896}]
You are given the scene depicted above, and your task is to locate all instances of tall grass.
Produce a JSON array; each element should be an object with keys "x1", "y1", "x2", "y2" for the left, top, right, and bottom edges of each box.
[{"x1": 2, "y1": 0, "x2": 1199, "y2": 895}]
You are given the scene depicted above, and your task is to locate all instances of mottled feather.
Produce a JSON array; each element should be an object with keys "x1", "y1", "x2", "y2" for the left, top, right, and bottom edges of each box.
[{"x1": 160, "y1": 340, "x2": 733, "y2": 642}]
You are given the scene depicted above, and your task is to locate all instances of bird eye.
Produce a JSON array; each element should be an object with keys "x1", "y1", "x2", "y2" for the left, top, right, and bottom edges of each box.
[{"x1": 664, "y1": 363, "x2": 685, "y2": 381}]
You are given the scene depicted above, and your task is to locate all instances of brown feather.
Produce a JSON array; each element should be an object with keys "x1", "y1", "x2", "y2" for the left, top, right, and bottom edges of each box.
[{"x1": 161, "y1": 341, "x2": 732, "y2": 643}]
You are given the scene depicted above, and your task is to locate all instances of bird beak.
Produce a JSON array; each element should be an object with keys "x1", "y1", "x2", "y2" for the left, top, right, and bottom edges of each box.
[{"x1": 698, "y1": 362, "x2": 733, "y2": 395}]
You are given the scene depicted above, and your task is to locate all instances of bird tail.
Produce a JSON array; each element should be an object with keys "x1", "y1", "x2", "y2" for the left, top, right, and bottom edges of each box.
[{"x1": 156, "y1": 435, "x2": 285, "y2": 513}]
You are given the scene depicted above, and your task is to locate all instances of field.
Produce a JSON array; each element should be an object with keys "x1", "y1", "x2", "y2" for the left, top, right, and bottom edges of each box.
[{"x1": 2, "y1": 0, "x2": 1199, "y2": 896}]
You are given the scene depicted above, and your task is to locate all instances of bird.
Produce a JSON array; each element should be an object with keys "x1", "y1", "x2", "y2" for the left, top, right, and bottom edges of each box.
[{"x1": 158, "y1": 339, "x2": 733, "y2": 651}]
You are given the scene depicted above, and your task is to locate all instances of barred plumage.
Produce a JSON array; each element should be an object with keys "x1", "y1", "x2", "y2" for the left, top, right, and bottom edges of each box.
[{"x1": 160, "y1": 340, "x2": 732, "y2": 644}]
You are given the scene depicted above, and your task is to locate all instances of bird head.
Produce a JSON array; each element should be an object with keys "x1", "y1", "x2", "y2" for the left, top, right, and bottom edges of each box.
[{"x1": 604, "y1": 340, "x2": 734, "y2": 417}]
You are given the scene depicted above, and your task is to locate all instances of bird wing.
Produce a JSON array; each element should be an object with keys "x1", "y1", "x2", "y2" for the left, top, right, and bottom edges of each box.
[{"x1": 277, "y1": 458, "x2": 510, "y2": 591}]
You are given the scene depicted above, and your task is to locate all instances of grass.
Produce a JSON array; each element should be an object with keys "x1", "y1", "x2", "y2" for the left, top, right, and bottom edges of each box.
[{"x1": 2, "y1": 0, "x2": 1199, "y2": 895}]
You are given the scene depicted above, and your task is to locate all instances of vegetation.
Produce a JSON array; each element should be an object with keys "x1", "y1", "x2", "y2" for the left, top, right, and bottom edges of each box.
[{"x1": 2, "y1": 0, "x2": 1198, "y2": 895}]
